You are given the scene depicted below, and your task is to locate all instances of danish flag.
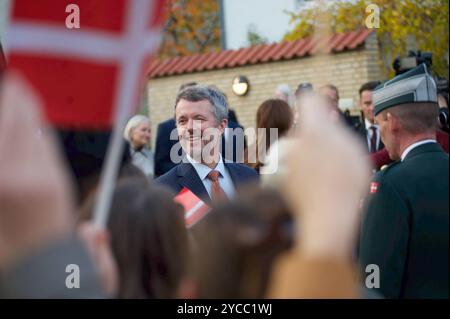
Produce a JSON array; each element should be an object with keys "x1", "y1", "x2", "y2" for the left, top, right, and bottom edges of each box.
[
  {"x1": 174, "y1": 187, "x2": 211, "y2": 229},
  {"x1": 370, "y1": 182, "x2": 379, "y2": 194},
  {"x1": 7, "y1": 0, "x2": 166, "y2": 129}
]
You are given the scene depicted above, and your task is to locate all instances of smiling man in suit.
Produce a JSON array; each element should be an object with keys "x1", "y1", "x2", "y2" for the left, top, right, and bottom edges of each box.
[
  {"x1": 156, "y1": 85, "x2": 258, "y2": 204},
  {"x1": 355, "y1": 81, "x2": 384, "y2": 153},
  {"x1": 154, "y1": 84, "x2": 247, "y2": 178}
]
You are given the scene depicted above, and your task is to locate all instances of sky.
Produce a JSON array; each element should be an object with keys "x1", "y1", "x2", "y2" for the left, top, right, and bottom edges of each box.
[{"x1": 222, "y1": 0, "x2": 300, "y2": 50}]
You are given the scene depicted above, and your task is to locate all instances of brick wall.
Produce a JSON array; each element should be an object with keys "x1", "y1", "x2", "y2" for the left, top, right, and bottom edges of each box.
[{"x1": 147, "y1": 33, "x2": 383, "y2": 148}]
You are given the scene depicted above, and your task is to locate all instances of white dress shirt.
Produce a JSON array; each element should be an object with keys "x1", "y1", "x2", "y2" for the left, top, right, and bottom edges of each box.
[
  {"x1": 186, "y1": 153, "x2": 236, "y2": 200},
  {"x1": 400, "y1": 139, "x2": 436, "y2": 161}
]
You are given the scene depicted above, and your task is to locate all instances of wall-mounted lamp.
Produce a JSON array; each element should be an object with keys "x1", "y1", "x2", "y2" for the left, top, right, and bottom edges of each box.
[{"x1": 232, "y1": 75, "x2": 250, "y2": 96}]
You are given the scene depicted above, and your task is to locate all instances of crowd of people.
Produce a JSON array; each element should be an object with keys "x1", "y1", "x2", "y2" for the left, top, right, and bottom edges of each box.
[{"x1": 0, "y1": 46, "x2": 448, "y2": 299}]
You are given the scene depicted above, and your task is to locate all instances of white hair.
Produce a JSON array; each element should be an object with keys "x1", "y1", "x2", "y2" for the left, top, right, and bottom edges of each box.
[
  {"x1": 275, "y1": 84, "x2": 294, "y2": 108},
  {"x1": 123, "y1": 114, "x2": 150, "y2": 142}
]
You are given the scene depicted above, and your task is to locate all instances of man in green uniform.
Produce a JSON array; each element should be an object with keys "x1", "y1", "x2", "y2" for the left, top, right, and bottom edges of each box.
[{"x1": 359, "y1": 64, "x2": 449, "y2": 298}]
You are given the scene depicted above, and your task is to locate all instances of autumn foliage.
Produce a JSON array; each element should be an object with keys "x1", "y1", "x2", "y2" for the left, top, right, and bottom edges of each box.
[
  {"x1": 284, "y1": 0, "x2": 449, "y2": 78},
  {"x1": 158, "y1": 0, "x2": 221, "y2": 58}
]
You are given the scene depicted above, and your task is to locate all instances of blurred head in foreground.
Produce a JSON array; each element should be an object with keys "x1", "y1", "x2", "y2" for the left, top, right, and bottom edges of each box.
[
  {"x1": 81, "y1": 178, "x2": 189, "y2": 298},
  {"x1": 191, "y1": 187, "x2": 294, "y2": 298}
]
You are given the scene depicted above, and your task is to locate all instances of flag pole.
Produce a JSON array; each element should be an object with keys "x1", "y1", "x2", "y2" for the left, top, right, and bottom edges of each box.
[
  {"x1": 92, "y1": 80, "x2": 150, "y2": 228},
  {"x1": 92, "y1": 117, "x2": 127, "y2": 228},
  {"x1": 91, "y1": 0, "x2": 160, "y2": 229}
]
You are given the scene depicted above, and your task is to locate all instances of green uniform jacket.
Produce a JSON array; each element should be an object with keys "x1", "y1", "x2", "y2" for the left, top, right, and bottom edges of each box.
[{"x1": 359, "y1": 142, "x2": 449, "y2": 299}]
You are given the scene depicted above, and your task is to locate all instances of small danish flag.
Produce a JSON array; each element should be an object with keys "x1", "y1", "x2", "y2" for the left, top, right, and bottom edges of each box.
[
  {"x1": 174, "y1": 187, "x2": 211, "y2": 229},
  {"x1": 370, "y1": 182, "x2": 379, "y2": 194}
]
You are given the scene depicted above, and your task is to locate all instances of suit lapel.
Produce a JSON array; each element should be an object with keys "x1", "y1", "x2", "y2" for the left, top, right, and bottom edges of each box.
[
  {"x1": 358, "y1": 123, "x2": 384, "y2": 153},
  {"x1": 221, "y1": 135, "x2": 226, "y2": 160},
  {"x1": 378, "y1": 138, "x2": 384, "y2": 151},
  {"x1": 355, "y1": 123, "x2": 368, "y2": 149},
  {"x1": 176, "y1": 163, "x2": 211, "y2": 205},
  {"x1": 224, "y1": 162, "x2": 243, "y2": 188}
]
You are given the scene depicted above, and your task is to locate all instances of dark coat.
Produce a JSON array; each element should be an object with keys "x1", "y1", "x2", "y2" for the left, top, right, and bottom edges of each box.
[
  {"x1": 354, "y1": 121, "x2": 385, "y2": 153},
  {"x1": 155, "y1": 161, "x2": 259, "y2": 205},
  {"x1": 359, "y1": 142, "x2": 449, "y2": 298}
]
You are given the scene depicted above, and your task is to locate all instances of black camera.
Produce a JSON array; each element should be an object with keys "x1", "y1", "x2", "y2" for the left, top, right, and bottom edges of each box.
[
  {"x1": 439, "y1": 107, "x2": 449, "y2": 133},
  {"x1": 392, "y1": 51, "x2": 448, "y2": 97},
  {"x1": 393, "y1": 51, "x2": 432, "y2": 75},
  {"x1": 393, "y1": 51, "x2": 449, "y2": 132}
]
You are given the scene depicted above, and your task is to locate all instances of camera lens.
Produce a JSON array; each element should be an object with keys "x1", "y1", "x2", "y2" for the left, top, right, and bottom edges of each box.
[{"x1": 439, "y1": 108, "x2": 449, "y2": 129}]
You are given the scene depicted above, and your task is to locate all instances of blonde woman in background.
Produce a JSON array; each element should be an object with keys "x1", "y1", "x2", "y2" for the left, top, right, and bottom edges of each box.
[{"x1": 124, "y1": 115, "x2": 154, "y2": 178}]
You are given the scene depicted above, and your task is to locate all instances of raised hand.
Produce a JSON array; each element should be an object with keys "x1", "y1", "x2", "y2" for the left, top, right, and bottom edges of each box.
[
  {"x1": 282, "y1": 92, "x2": 371, "y2": 259},
  {"x1": 0, "y1": 74, "x2": 74, "y2": 269}
]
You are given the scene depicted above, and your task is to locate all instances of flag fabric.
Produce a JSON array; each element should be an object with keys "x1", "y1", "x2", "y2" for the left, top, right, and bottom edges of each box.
[
  {"x1": 370, "y1": 182, "x2": 379, "y2": 194},
  {"x1": 7, "y1": 0, "x2": 166, "y2": 129},
  {"x1": 174, "y1": 187, "x2": 211, "y2": 229}
]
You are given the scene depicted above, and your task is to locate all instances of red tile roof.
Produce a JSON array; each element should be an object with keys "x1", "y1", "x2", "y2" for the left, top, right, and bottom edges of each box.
[{"x1": 149, "y1": 29, "x2": 373, "y2": 78}]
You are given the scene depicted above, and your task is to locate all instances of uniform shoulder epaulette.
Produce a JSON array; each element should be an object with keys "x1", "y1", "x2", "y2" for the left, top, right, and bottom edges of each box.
[{"x1": 376, "y1": 161, "x2": 401, "y2": 178}]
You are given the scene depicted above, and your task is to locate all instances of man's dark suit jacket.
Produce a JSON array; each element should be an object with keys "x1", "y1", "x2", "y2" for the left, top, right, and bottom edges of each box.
[
  {"x1": 154, "y1": 118, "x2": 245, "y2": 177},
  {"x1": 155, "y1": 161, "x2": 259, "y2": 205},
  {"x1": 154, "y1": 118, "x2": 178, "y2": 178},
  {"x1": 359, "y1": 142, "x2": 449, "y2": 298},
  {"x1": 222, "y1": 121, "x2": 247, "y2": 163},
  {"x1": 354, "y1": 121, "x2": 384, "y2": 153}
]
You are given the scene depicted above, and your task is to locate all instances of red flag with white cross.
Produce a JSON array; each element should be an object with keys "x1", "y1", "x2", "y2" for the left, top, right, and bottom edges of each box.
[
  {"x1": 174, "y1": 187, "x2": 211, "y2": 229},
  {"x1": 370, "y1": 182, "x2": 379, "y2": 194},
  {"x1": 7, "y1": 0, "x2": 166, "y2": 129}
]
